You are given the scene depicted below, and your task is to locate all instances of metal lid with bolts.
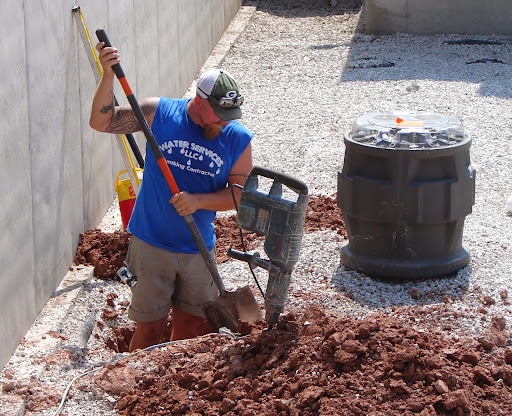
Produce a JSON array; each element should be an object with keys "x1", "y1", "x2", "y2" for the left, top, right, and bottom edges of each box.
[{"x1": 349, "y1": 110, "x2": 468, "y2": 149}]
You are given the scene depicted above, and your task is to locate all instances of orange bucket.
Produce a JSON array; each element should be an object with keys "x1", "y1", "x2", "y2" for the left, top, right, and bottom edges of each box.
[{"x1": 115, "y1": 169, "x2": 143, "y2": 230}]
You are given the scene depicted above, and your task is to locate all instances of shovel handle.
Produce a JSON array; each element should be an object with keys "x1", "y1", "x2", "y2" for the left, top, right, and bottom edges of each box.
[
  {"x1": 186, "y1": 216, "x2": 228, "y2": 295},
  {"x1": 95, "y1": 28, "x2": 228, "y2": 295}
]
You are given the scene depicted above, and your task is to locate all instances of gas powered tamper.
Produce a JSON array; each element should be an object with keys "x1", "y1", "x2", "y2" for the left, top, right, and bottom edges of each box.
[{"x1": 228, "y1": 167, "x2": 309, "y2": 327}]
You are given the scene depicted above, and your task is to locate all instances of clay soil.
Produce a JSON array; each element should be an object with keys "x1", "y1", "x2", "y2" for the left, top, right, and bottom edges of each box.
[
  {"x1": 107, "y1": 307, "x2": 512, "y2": 416},
  {"x1": 72, "y1": 195, "x2": 512, "y2": 415}
]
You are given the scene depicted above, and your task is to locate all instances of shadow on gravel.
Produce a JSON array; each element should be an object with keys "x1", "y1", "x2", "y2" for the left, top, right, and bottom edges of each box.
[
  {"x1": 341, "y1": 20, "x2": 511, "y2": 98},
  {"x1": 331, "y1": 264, "x2": 471, "y2": 309},
  {"x1": 256, "y1": 0, "x2": 363, "y2": 18},
  {"x1": 341, "y1": 34, "x2": 512, "y2": 99},
  {"x1": 257, "y1": 0, "x2": 512, "y2": 99}
]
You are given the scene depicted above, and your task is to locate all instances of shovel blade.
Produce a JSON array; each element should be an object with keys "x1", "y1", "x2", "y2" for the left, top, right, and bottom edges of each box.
[
  {"x1": 224, "y1": 285, "x2": 262, "y2": 323},
  {"x1": 202, "y1": 286, "x2": 262, "y2": 334},
  {"x1": 202, "y1": 301, "x2": 239, "y2": 334}
]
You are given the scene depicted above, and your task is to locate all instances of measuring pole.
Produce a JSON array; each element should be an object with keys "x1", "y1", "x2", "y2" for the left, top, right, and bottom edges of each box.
[{"x1": 72, "y1": 5, "x2": 144, "y2": 194}]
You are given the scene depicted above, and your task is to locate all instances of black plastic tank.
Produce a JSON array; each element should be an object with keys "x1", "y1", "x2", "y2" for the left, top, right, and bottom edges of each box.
[{"x1": 337, "y1": 111, "x2": 476, "y2": 278}]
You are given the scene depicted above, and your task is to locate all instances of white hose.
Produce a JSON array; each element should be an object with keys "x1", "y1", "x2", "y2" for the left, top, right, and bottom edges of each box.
[{"x1": 51, "y1": 328, "x2": 246, "y2": 416}]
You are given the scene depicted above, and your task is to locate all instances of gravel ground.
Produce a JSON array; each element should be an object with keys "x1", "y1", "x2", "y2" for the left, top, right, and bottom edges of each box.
[
  {"x1": 1, "y1": 1, "x2": 512, "y2": 415},
  {"x1": 229, "y1": 0, "x2": 512, "y2": 337}
]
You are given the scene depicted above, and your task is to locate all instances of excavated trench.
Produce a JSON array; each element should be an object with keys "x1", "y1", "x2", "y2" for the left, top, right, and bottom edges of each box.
[{"x1": 74, "y1": 194, "x2": 347, "y2": 351}]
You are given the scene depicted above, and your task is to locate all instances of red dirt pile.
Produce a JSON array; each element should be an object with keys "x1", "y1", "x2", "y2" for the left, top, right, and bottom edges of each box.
[
  {"x1": 73, "y1": 194, "x2": 346, "y2": 277},
  {"x1": 68, "y1": 194, "x2": 512, "y2": 415},
  {"x1": 109, "y1": 305, "x2": 512, "y2": 416},
  {"x1": 74, "y1": 229, "x2": 131, "y2": 279},
  {"x1": 4, "y1": 195, "x2": 512, "y2": 415}
]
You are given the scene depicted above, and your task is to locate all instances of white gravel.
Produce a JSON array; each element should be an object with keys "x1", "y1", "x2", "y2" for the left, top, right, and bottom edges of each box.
[
  {"x1": 2, "y1": 1, "x2": 512, "y2": 415},
  {"x1": 222, "y1": 0, "x2": 512, "y2": 336}
]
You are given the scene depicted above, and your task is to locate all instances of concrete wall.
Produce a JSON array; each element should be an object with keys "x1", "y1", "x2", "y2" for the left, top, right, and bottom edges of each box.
[
  {"x1": 0, "y1": 0, "x2": 242, "y2": 370},
  {"x1": 365, "y1": 0, "x2": 512, "y2": 35}
]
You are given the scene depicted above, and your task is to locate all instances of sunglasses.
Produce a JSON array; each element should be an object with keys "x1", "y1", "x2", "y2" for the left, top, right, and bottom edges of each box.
[{"x1": 198, "y1": 87, "x2": 244, "y2": 107}]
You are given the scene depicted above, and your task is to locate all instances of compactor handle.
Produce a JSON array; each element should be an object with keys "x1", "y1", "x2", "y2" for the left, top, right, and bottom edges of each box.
[{"x1": 227, "y1": 249, "x2": 277, "y2": 272}]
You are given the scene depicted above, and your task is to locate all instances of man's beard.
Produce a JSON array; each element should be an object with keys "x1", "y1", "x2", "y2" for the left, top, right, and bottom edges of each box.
[{"x1": 203, "y1": 123, "x2": 224, "y2": 140}]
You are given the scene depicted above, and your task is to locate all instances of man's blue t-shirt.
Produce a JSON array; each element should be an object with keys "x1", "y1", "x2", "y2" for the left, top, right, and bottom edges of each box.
[{"x1": 127, "y1": 98, "x2": 253, "y2": 253}]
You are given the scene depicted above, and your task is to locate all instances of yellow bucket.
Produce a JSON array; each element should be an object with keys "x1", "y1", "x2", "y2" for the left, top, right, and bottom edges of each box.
[{"x1": 115, "y1": 169, "x2": 143, "y2": 229}]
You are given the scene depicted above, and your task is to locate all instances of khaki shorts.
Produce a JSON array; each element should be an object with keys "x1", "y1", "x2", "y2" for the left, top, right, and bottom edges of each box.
[{"x1": 125, "y1": 236, "x2": 219, "y2": 322}]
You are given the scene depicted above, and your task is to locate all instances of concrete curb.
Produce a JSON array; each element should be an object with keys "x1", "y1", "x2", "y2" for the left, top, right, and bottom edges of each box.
[{"x1": 183, "y1": 1, "x2": 259, "y2": 98}]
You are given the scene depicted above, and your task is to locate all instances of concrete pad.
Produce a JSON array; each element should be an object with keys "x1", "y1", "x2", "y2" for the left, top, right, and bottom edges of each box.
[{"x1": 365, "y1": 0, "x2": 512, "y2": 35}]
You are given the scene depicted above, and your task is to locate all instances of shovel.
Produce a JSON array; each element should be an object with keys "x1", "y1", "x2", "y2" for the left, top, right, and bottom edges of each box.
[
  {"x1": 95, "y1": 29, "x2": 262, "y2": 334},
  {"x1": 202, "y1": 275, "x2": 262, "y2": 333}
]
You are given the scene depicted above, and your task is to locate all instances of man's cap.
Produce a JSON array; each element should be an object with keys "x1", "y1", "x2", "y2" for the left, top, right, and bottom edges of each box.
[{"x1": 196, "y1": 68, "x2": 243, "y2": 121}]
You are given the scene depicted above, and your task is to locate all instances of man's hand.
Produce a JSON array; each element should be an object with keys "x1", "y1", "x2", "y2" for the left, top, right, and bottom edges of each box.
[
  {"x1": 95, "y1": 42, "x2": 120, "y2": 77},
  {"x1": 170, "y1": 192, "x2": 202, "y2": 216},
  {"x1": 168, "y1": 144, "x2": 252, "y2": 215}
]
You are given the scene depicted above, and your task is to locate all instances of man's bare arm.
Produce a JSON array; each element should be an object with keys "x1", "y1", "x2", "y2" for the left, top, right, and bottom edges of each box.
[
  {"x1": 89, "y1": 42, "x2": 158, "y2": 134},
  {"x1": 104, "y1": 100, "x2": 158, "y2": 134},
  {"x1": 170, "y1": 144, "x2": 253, "y2": 215},
  {"x1": 90, "y1": 84, "x2": 159, "y2": 134}
]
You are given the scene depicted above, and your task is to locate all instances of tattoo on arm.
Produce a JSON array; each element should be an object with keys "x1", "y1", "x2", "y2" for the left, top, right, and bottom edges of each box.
[
  {"x1": 99, "y1": 91, "x2": 115, "y2": 115},
  {"x1": 100, "y1": 103, "x2": 114, "y2": 114},
  {"x1": 104, "y1": 103, "x2": 155, "y2": 134},
  {"x1": 228, "y1": 173, "x2": 249, "y2": 178},
  {"x1": 106, "y1": 110, "x2": 142, "y2": 134}
]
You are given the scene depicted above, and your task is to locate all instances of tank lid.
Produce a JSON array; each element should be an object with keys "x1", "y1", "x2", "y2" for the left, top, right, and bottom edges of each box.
[{"x1": 349, "y1": 111, "x2": 466, "y2": 149}]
